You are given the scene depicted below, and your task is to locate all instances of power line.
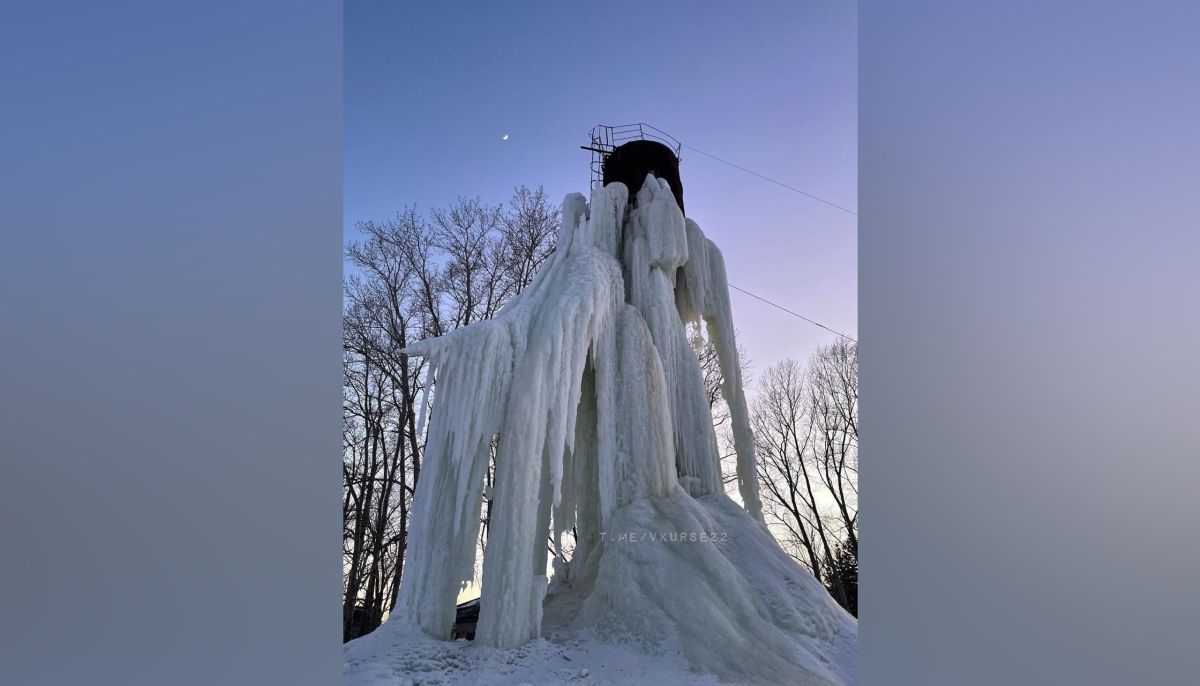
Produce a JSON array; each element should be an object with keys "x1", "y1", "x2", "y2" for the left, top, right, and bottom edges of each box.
[
  {"x1": 677, "y1": 140, "x2": 855, "y2": 340},
  {"x1": 682, "y1": 143, "x2": 858, "y2": 217},
  {"x1": 727, "y1": 283, "x2": 857, "y2": 343}
]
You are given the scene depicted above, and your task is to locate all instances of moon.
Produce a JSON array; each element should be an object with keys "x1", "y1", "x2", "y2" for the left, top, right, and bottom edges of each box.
[{"x1": 501, "y1": 134, "x2": 509, "y2": 141}]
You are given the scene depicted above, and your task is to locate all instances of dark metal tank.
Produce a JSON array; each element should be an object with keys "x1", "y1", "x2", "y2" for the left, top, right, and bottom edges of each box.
[{"x1": 601, "y1": 139, "x2": 685, "y2": 214}]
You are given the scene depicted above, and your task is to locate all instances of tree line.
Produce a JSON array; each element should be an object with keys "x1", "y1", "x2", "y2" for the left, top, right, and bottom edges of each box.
[
  {"x1": 342, "y1": 188, "x2": 858, "y2": 642},
  {"x1": 701, "y1": 335, "x2": 859, "y2": 616},
  {"x1": 751, "y1": 341, "x2": 858, "y2": 615}
]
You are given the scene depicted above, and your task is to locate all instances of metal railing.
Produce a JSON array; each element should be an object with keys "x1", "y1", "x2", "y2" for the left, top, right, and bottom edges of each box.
[{"x1": 582, "y1": 123, "x2": 682, "y2": 190}]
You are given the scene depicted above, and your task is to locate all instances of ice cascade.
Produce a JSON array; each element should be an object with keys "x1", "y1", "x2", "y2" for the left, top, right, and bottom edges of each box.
[{"x1": 391, "y1": 177, "x2": 857, "y2": 685}]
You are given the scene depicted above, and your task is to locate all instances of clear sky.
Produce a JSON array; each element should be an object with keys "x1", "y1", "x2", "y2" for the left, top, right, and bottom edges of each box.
[{"x1": 345, "y1": 0, "x2": 857, "y2": 385}]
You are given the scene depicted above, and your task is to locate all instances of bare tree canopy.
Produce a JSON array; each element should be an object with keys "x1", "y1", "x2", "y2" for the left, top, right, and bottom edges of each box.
[{"x1": 752, "y1": 340, "x2": 858, "y2": 615}]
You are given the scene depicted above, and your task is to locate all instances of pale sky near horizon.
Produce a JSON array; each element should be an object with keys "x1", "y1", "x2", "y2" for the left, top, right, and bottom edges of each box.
[{"x1": 344, "y1": 0, "x2": 857, "y2": 390}]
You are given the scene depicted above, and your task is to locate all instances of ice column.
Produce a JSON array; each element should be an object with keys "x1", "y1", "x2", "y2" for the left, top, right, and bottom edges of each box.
[
  {"x1": 622, "y1": 176, "x2": 724, "y2": 497},
  {"x1": 675, "y1": 218, "x2": 765, "y2": 522}
]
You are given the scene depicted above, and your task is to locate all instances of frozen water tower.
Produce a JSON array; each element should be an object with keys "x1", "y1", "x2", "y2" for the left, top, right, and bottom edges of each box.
[{"x1": 582, "y1": 123, "x2": 685, "y2": 214}]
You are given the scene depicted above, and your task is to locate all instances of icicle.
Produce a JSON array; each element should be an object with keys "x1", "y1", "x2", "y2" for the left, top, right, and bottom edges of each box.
[
  {"x1": 567, "y1": 361, "x2": 601, "y2": 571},
  {"x1": 613, "y1": 305, "x2": 676, "y2": 505},
  {"x1": 623, "y1": 176, "x2": 723, "y2": 497},
  {"x1": 414, "y1": 359, "x2": 436, "y2": 447},
  {"x1": 674, "y1": 218, "x2": 765, "y2": 522},
  {"x1": 583, "y1": 183, "x2": 627, "y2": 259},
  {"x1": 394, "y1": 320, "x2": 514, "y2": 638},
  {"x1": 475, "y1": 239, "x2": 624, "y2": 647}
]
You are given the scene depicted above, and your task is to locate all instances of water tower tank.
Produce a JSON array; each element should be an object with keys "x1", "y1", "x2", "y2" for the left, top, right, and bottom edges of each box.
[
  {"x1": 602, "y1": 140, "x2": 685, "y2": 214},
  {"x1": 584, "y1": 124, "x2": 685, "y2": 214}
]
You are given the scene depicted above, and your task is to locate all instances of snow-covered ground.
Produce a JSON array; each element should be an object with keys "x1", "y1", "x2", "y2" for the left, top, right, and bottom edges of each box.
[
  {"x1": 345, "y1": 491, "x2": 857, "y2": 686},
  {"x1": 343, "y1": 621, "x2": 723, "y2": 686}
]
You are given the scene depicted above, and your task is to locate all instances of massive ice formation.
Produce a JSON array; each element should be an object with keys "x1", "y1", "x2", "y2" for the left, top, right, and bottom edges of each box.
[{"x1": 392, "y1": 176, "x2": 856, "y2": 685}]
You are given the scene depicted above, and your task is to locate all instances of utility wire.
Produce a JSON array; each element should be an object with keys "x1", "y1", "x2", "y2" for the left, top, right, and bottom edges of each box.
[
  {"x1": 727, "y1": 282, "x2": 857, "y2": 343},
  {"x1": 682, "y1": 144, "x2": 858, "y2": 217},
  {"x1": 676, "y1": 140, "x2": 855, "y2": 340}
]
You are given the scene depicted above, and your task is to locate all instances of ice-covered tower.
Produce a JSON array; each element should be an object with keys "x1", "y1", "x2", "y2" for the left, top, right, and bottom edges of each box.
[{"x1": 391, "y1": 128, "x2": 856, "y2": 685}]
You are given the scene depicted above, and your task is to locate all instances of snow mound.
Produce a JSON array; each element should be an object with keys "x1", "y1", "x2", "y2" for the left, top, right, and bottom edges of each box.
[
  {"x1": 547, "y1": 490, "x2": 856, "y2": 686},
  {"x1": 343, "y1": 620, "x2": 723, "y2": 686}
]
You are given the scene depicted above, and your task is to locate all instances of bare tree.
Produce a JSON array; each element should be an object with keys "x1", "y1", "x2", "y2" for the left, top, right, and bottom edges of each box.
[
  {"x1": 430, "y1": 197, "x2": 506, "y2": 326},
  {"x1": 498, "y1": 185, "x2": 559, "y2": 293},
  {"x1": 751, "y1": 345, "x2": 858, "y2": 616},
  {"x1": 808, "y1": 340, "x2": 858, "y2": 554},
  {"x1": 341, "y1": 270, "x2": 425, "y2": 639}
]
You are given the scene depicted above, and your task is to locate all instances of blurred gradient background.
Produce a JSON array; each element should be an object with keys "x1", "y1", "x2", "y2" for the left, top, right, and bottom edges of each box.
[
  {"x1": 861, "y1": 2, "x2": 1200, "y2": 684},
  {"x1": 1, "y1": 1, "x2": 1198, "y2": 685}
]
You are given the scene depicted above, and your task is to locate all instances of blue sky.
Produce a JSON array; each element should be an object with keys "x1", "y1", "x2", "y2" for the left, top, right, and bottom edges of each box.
[{"x1": 345, "y1": 0, "x2": 856, "y2": 380}]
